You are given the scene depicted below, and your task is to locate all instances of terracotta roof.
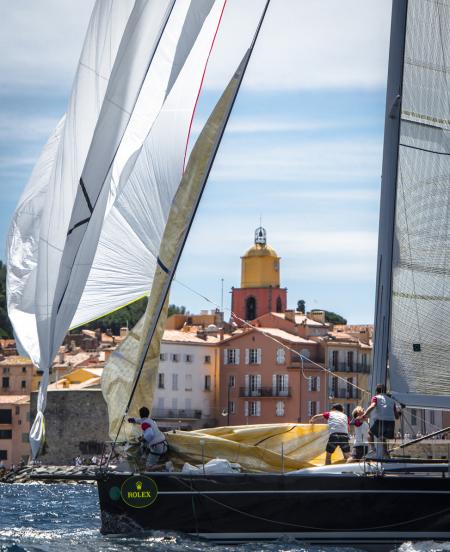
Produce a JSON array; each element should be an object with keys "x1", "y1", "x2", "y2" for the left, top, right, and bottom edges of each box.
[
  {"x1": 162, "y1": 330, "x2": 223, "y2": 344},
  {"x1": 257, "y1": 327, "x2": 317, "y2": 344},
  {"x1": 0, "y1": 355, "x2": 33, "y2": 365},
  {"x1": 0, "y1": 395, "x2": 29, "y2": 405},
  {"x1": 269, "y1": 312, "x2": 326, "y2": 327}
]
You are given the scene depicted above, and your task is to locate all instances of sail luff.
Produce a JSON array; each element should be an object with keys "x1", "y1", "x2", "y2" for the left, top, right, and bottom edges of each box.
[{"x1": 372, "y1": 0, "x2": 409, "y2": 394}]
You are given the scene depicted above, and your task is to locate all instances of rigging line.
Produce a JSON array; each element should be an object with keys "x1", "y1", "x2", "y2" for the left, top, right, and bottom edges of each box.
[
  {"x1": 110, "y1": 0, "x2": 273, "y2": 454},
  {"x1": 400, "y1": 142, "x2": 450, "y2": 156},
  {"x1": 182, "y1": 0, "x2": 228, "y2": 172},
  {"x1": 172, "y1": 277, "x2": 370, "y2": 397}
]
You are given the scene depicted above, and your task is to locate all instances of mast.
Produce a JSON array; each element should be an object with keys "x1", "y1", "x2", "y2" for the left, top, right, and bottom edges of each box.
[{"x1": 371, "y1": 0, "x2": 408, "y2": 394}]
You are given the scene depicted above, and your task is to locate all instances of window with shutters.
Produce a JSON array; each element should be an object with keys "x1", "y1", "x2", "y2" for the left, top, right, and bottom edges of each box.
[
  {"x1": 300, "y1": 348, "x2": 310, "y2": 360},
  {"x1": 204, "y1": 375, "x2": 211, "y2": 391},
  {"x1": 249, "y1": 401, "x2": 261, "y2": 416},
  {"x1": 276, "y1": 348, "x2": 285, "y2": 365},
  {"x1": 308, "y1": 376, "x2": 320, "y2": 392},
  {"x1": 185, "y1": 374, "x2": 192, "y2": 391},
  {"x1": 158, "y1": 373, "x2": 165, "y2": 389},
  {"x1": 185, "y1": 354, "x2": 193, "y2": 363},
  {"x1": 274, "y1": 374, "x2": 289, "y2": 396},
  {"x1": 172, "y1": 374, "x2": 178, "y2": 391},
  {"x1": 228, "y1": 375, "x2": 236, "y2": 388},
  {"x1": 308, "y1": 401, "x2": 319, "y2": 416},
  {"x1": 229, "y1": 401, "x2": 235, "y2": 414},
  {"x1": 225, "y1": 349, "x2": 239, "y2": 365},
  {"x1": 276, "y1": 401, "x2": 285, "y2": 417},
  {"x1": 204, "y1": 355, "x2": 211, "y2": 364},
  {"x1": 159, "y1": 353, "x2": 167, "y2": 361},
  {"x1": 347, "y1": 351, "x2": 354, "y2": 369},
  {"x1": 171, "y1": 354, "x2": 179, "y2": 362},
  {"x1": 249, "y1": 348, "x2": 258, "y2": 364},
  {"x1": 331, "y1": 350, "x2": 338, "y2": 368},
  {"x1": 246, "y1": 374, "x2": 261, "y2": 396}
]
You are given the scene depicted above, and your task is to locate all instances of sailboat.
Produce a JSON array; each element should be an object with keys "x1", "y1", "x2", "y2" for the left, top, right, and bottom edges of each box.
[{"x1": 6, "y1": 0, "x2": 450, "y2": 546}]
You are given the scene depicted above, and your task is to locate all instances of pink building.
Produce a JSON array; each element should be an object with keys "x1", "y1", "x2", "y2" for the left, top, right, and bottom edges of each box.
[
  {"x1": 0, "y1": 395, "x2": 29, "y2": 468},
  {"x1": 219, "y1": 327, "x2": 326, "y2": 424}
]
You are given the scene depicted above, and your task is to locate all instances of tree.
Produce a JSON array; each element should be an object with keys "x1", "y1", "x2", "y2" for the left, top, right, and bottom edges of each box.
[
  {"x1": 297, "y1": 299, "x2": 306, "y2": 314},
  {"x1": 0, "y1": 261, "x2": 13, "y2": 338},
  {"x1": 168, "y1": 304, "x2": 186, "y2": 317},
  {"x1": 324, "y1": 310, "x2": 347, "y2": 325}
]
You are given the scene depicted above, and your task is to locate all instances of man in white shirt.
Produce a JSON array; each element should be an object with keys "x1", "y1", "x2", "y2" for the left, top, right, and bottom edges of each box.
[
  {"x1": 361, "y1": 383, "x2": 400, "y2": 457},
  {"x1": 310, "y1": 403, "x2": 351, "y2": 465},
  {"x1": 128, "y1": 406, "x2": 168, "y2": 468}
]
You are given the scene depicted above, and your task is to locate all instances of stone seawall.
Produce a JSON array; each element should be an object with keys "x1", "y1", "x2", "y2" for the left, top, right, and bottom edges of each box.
[{"x1": 31, "y1": 389, "x2": 109, "y2": 465}]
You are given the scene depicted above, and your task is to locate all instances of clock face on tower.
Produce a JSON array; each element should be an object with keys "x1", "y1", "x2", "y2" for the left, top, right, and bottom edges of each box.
[{"x1": 255, "y1": 227, "x2": 266, "y2": 245}]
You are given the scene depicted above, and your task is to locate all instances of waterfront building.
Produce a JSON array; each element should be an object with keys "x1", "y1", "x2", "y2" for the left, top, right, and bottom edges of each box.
[
  {"x1": 153, "y1": 329, "x2": 223, "y2": 429},
  {"x1": 219, "y1": 326, "x2": 326, "y2": 424}
]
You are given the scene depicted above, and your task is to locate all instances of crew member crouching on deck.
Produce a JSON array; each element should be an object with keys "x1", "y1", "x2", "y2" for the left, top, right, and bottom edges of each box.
[{"x1": 128, "y1": 407, "x2": 168, "y2": 468}]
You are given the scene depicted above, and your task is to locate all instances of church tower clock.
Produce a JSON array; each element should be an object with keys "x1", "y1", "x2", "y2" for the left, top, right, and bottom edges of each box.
[{"x1": 231, "y1": 227, "x2": 287, "y2": 325}]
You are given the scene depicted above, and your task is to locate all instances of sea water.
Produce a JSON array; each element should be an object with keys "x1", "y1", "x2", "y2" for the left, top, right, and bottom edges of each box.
[{"x1": 0, "y1": 483, "x2": 448, "y2": 552}]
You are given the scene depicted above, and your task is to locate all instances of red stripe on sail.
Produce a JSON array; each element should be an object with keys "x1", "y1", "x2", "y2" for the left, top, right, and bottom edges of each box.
[{"x1": 182, "y1": 0, "x2": 228, "y2": 172}]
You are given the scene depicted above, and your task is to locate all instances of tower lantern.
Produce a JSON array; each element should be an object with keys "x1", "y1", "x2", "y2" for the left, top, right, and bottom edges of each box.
[{"x1": 231, "y1": 227, "x2": 287, "y2": 324}]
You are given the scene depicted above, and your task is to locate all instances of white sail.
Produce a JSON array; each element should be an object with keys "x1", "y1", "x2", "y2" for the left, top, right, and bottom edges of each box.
[
  {"x1": 71, "y1": 0, "x2": 227, "y2": 328},
  {"x1": 376, "y1": 0, "x2": 450, "y2": 409},
  {"x1": 7, "y1": 0, "x2": 135, "y2": 370},
  {"x1": 103, "y1": 49, "x2": 254, "y2": 439},
  {"x1": 52, "y1": 0, "x2": 216, "y2": 340}
]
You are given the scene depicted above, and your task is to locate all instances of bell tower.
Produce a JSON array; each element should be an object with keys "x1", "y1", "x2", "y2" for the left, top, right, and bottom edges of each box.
[{"x1": 231, "y1": 228, "x2": 287, "y2": 325}]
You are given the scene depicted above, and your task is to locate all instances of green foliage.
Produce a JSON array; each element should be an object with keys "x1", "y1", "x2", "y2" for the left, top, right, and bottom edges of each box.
[
  {"x1": 79, "y1": 300, "x2": 187, "y2": 335},
  {"x1": 324, "y1": 310, "x2": 347, "y2": 325},
  {"x1": 167, "y1": 304, "x2": 186, "y2": 317},
  {"x1": 81, "y1": 296, "x2": 148, "y2": 334},
  {"x1": 0, "y1": 261, "x2": 13, "y2": 338}
]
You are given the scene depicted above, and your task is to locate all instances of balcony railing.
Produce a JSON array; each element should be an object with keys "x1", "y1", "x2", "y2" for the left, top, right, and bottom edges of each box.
[
  {"x1": 239, "y1": 386, "x2": 292, "y2": 398},
  {"x1": 329, "y1": 389, "x2": 361, "y2": 400},
  {"x1": 151, "y1": 408, "x2": 202, "y2": 419},
  {"x1": 329, "y1": 362, "x2": 371, "y2": 373}
]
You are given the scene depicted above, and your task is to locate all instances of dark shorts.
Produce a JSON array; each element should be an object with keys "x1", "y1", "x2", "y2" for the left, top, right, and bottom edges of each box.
[
  {"x1": 370, "y1": 420, "x2": 395, "y2": 439},
  {"x1": 326, "y1": 433, "x2": 350, "y2": 454},
  {"x1": 352, "y1": 445, "x2": 368, "y2": 460}
]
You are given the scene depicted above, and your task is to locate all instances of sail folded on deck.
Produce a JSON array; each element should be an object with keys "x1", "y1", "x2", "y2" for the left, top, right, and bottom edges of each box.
[{"x1": 389, "y1": 0, "x2": 450, "y2": 409}]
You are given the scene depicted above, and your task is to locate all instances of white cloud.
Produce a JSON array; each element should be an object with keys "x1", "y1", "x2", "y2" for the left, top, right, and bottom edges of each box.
[
  {"x1": 0, "y1": 114, "x2": 60, "y2": 142},
  {"x1": 0, "y1": 0, "x2": 95, "y2": 91},
  {"x1": 203, "y1": 0, "x2": 392, "y2": 91},
  {"x1": 210, "y1": 137, "x2": 383, "y2": 183},
  {"x1": 1, "y1": 0, "x2": 391, "y2": 93}
]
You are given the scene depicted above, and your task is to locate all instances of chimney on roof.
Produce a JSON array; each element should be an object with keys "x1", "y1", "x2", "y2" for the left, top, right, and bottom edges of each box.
[
  {"x1": 285, "y1": 310, "x2": 295, "y2": 323},
  {"x1": 59, "y1": 351, "x2": 65, "y2": 364},
  {"x1": 309, "y1": 310, "x2": 326, "y2": 324},
  {"x1": 120, "y1": 327, "x2": 129, "y2": 339}
]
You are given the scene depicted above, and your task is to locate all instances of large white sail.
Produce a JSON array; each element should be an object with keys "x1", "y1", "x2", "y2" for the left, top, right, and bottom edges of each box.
[
  {"x1": 72, "y1": 0, "x2": 227, "y2": 328},
  {"x1": 102, "y1": 2, "x2": 270, "y2": 440},
  {"x1": 7, "y1": 0, "x2": 135, "y2": 369},
  {"x1": 374, "y1": 0, "x2": 450, "y2": 409}
]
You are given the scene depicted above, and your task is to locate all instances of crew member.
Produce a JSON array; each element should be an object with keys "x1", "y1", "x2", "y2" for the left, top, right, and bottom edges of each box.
[
  {"x1": 128, "y1": 406, "x2": 168, "y2": 468},
  {"x1": 310, "y1": 403, "x2": 351, "y2": 465}
]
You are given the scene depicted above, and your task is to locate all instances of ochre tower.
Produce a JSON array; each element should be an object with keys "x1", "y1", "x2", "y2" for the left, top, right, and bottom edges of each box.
[{"x1": 231, "y1": 227, "x2": 287, "y2": 325}]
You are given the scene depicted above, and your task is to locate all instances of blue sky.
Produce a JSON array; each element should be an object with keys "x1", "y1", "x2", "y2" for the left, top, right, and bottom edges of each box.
[{"x1": 1, "y1": 0, "x2": 392, "y2": 324}]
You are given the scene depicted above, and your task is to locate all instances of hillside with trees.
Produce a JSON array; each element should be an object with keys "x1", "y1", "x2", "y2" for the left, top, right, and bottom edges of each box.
[{"x1": 0, "y1": 261, "x2": 13, "y2": 338}]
